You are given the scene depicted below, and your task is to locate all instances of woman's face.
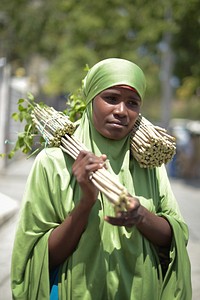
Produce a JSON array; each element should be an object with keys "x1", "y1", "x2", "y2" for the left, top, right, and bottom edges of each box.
[{"x1": 92, "y1": 87, "x2": 141, "y2": 140}]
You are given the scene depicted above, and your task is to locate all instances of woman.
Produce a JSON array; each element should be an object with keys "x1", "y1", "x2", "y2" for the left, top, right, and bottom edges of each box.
[{"x1": 11, "y1": 58, "x2": 192, "y2": 299}]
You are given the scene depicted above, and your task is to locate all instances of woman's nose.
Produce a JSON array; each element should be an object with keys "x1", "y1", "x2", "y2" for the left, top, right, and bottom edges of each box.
[{"x1": 113, "y1": 102, "x2": 127, "y2": 116}]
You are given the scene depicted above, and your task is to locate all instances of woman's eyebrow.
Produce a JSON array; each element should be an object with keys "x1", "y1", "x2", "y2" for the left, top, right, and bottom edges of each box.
[
  {"x1": 128, "y1": 95, "x2": 141, "y2": 101},
  {"x1": 100, "y1": 89, "x2": 141, "y2": 101}
]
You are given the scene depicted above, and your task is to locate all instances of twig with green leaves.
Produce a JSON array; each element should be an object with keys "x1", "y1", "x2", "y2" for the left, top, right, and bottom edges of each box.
[{"x1": 1, "y1": 93, "x2": 45, "y2": 159}]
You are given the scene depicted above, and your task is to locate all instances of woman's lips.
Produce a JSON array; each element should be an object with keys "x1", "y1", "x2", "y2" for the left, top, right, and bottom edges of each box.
[{"x1": 107, "y1": 122, "x2": 127, "y2": 128}]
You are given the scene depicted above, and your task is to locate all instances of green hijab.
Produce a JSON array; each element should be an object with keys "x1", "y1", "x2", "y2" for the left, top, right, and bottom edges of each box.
[
  {"x1": 75, "y1": 58, "x2": 146, "y2": 193},
  {"x1": 82, "y1": 58, "x2": 146, "y2": 104}
]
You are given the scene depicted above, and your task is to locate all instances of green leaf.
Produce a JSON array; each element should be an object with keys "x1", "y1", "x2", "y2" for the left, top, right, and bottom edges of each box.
[
  {"x1": 12, "y1": 112, "x2": 19, "y2": 121},
  {"x1": 27, "y1": 92, "x2": 34, "y2": 101},
  {"x1": 19, "y1": 111, "x2": 27, "y2": 122},
  {"x1": 18, "y1": 104, "x2": 25, "y2": 112},
  {"x1": 22, "y1": 146, "x2": 30, "y2": 154},
  {"x1": 24, "y1": 136, "x2": 33, "y2": 150},
  {"x1": 17, "y1": 135, "x2": 26, "y2": 148},
  {"x1": 18, "y1": 99, "x2": 25, "y2": 104},
  {"x1": 8, "y1": 151, "x2": 15, "y2": 159},
  {"x1": 14, "y1": 140, "x2": 21, "y2": 151}
]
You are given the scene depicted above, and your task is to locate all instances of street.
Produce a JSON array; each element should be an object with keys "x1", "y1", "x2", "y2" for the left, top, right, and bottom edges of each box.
[{"x1": 0, "y1": 157, "x2": 200, "y2": 299}]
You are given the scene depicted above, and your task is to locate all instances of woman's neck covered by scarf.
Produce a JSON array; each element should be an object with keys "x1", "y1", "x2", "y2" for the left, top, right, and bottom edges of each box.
[
  {"x1": 74, "y1": 106, "x2": 133, "y2": 194},
  {"x1": 75, "y1": 106, "x2": 130, "y2": 174}
]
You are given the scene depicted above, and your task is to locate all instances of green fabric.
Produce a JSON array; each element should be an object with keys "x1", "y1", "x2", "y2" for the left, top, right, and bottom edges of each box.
[
  {"x1": 11, "y1": 58, "x2": 192, "y2": 300},
  {"x1": 11, "y1": 149, "x2": 192, "y2": 300},
  {"x1": 83, "y1": 58, "x2": 146, "y2": 104}
]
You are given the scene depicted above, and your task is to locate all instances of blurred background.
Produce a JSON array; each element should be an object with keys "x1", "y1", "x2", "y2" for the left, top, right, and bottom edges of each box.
[
  {"x1": 0, "y1": 0, "x2": 200, "y2": 177},
  {"x1": 0, "y1": 1, "x2": 200, "y2": 299}
]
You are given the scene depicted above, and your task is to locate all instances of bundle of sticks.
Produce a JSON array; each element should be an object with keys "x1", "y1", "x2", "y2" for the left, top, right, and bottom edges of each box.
[
  {"x1": 31, "y1": 104, "x2": 176, "y2": 211},
  {"x1": 32, "y1": 105, "x2": 76, "y2": 147},
  {"x1": 31, "y1": 104, "x2": 130, "y2": 212},
  {"x1": 131, "y1": 114, "x2": 176, "y2": 168}
]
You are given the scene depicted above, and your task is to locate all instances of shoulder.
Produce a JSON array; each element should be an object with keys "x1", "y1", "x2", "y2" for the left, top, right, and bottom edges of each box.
[
  {"x1": 34, "y1": 147, "x2": 73, "y2": 171},
  {"x1": 36, "y1": 147, "x2": 64, "y2": 161}
]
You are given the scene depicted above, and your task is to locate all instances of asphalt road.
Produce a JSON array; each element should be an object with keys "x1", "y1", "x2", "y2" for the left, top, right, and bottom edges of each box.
[{"x1": 0, "y1": 157, "x2": 199, "y2": 299}]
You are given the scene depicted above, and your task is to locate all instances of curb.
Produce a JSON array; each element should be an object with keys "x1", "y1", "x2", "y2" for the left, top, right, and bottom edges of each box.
[{"x1": 0, "y1": 193, "x2": 19, "y2": 227}]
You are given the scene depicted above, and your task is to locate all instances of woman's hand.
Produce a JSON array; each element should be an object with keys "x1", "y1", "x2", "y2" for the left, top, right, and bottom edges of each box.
[
  {"x1": 105, "y1": 196, "x2": 143, "y2": 227},
  {"x1": 49, "y1": 150, "x2": 107, "y2": 269},
  {"x1": 105, "y1": 196, "x2": 172, "y2": 248},
  {"x1": 72, "y1": 150, "x2": 107, "y2": 206}
]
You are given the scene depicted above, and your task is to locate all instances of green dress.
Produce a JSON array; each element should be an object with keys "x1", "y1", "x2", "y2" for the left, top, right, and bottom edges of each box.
[{"x1": 11, "y1": 131, "x2": 192, "y2": 299}]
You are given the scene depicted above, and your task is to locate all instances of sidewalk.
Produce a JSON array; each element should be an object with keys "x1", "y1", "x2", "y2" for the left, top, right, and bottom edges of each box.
[
  {"x1": 0, "y1": 157, "x2": 34, "y2": 224},
  {"x1": 0, "y1": 193, "x2": 18, "y2": 227},
  {"x1": 0, "y1": 156, "x2": 34, "y2": 299}
]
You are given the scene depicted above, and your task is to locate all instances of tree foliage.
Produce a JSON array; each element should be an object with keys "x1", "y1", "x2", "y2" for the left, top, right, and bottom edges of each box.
[{"x1": 0, "y1": 0, "x2": 199, "y2": 118}]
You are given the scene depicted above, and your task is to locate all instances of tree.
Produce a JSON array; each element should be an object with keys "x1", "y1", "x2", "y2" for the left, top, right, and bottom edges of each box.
[{"x1": 0, "y1": 0, "x2": 199, "y2": 120}]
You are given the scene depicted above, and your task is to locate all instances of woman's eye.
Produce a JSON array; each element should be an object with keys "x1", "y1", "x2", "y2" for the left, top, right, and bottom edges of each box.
[
  {"x1": 128, "y1": 100, "x2": 140, "y2": 107},
  {"x1": 104, "y1": 96, "x2": 118, "y2": 103}
]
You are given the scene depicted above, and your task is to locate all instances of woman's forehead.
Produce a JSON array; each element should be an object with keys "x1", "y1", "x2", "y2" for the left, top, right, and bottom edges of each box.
[{"x1": 100, "y1": 86, "x2": 141, "y2": 99}]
